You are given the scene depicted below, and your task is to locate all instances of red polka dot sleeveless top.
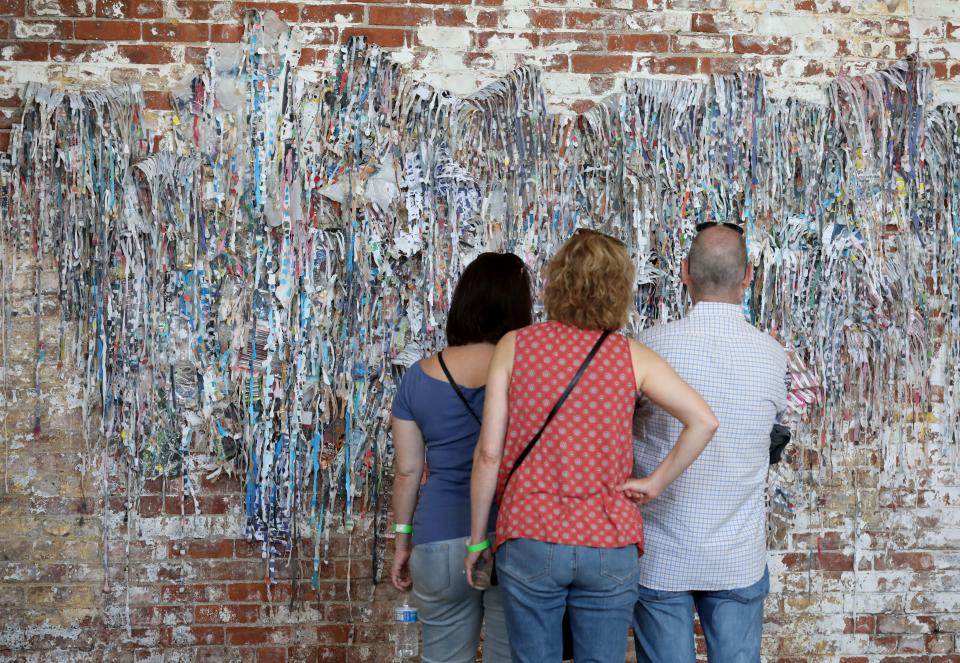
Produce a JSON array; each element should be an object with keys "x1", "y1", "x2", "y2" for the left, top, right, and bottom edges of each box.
[{"x1": 494, "y1": 321, "x2": 644, "y2": 552}]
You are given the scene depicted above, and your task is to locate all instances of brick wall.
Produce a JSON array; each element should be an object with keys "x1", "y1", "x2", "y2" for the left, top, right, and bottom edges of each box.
[{"x1": 1, "y1": 0, "x2": 960, "y2": 662}]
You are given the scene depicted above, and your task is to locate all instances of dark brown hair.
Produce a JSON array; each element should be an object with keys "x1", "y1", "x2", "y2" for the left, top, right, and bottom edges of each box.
[{"x1": 446, "y1": 252, "x2": 533, "y2": 346}]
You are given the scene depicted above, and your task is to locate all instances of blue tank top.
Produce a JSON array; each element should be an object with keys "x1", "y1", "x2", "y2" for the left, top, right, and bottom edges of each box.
[{"x1": 392, "y1": 361, "x2": 498, "y2": 546}]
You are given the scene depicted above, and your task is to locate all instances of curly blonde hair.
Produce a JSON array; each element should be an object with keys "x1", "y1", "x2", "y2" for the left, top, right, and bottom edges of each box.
[{"x1": 543, "y1": 230, "x2": 635, "y2": 331}]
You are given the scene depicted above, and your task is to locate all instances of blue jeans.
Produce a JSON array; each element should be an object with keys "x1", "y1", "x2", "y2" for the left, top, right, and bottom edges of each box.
[
  {"x1": 632, "y1": 566, "x2": 770, "y2": 663},
  {"x1": 496, "y1": 538, "x2": 639, "y2": 663},
  {"x1": 410, "y1": 536, "x2": 512, "y2": 663}
]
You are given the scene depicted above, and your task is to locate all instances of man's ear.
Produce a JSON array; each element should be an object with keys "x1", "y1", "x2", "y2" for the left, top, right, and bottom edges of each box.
[
  {"x1": 741, "y1": 263, "x2": 754, "y2": 290},
  {"x1": 681, "y1": 259, "x2": 691, "y2": 288}
]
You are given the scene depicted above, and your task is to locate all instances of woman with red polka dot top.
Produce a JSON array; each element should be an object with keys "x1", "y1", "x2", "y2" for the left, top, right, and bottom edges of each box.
[{"x1": 465, "y1": 230, "x2": 719, "y2": 663}]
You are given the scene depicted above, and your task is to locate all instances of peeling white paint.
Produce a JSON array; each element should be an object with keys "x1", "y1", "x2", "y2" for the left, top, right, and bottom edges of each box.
[{"x1": 416, "y1": 26, "x2": 471, "y2": 50}]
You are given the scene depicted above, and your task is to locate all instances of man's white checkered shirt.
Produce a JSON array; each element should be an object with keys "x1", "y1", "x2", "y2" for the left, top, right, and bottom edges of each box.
[{"x1": 633, "y1": 302, "x2": 787, "y2": 591}]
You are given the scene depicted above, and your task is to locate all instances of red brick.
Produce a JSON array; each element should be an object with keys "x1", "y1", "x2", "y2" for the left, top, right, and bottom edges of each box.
[
  {"x1": 194, "y1": 603, "x2": 260, "y2": 624},
  {"x1": 257, "y1": 648, "x2": 286, "y2": 663},
  {"x1": 699, "y1": 56, "x2": 741, "y2": 74},
  {"x1": 288, "y1": 647, "x2": 346, "y2": 663},
  {"x1": 226, "y1": 626, "x2": 292, "y2": 646},
  {"x1": 175, "y1": 540, "x2": 234, "y2": 559},
  {"x1": 840, "y1": 659, "x2": 870, "y2": 663},
  {"x1": 691, "y1": 12, "x2": 717, "y2": 32},
  {"x1": 434, "y1": 8, "x2": 495, "y2": 27},
  {"x1": 226, "y1": 582, "x2": 269, "y2": 602},
  {"x1": 570, "y1": 53, "x2": 632, "y2": 74},
  {"x1": 185, "y1": 45, "x2": 206, "y2": 63},
  {"x1": 143, "y1": 90, "x2": 172, "y2": 111},
  {"x1": 143, "y1": 21, "x2": 209, "y2": 42},
  {"x1": 0, "y1": 41, "x2": 48, "y2": 59},
  {"x1": 199, "y1": 472, "x2": 243, "y2": 493},
  {"x1": 565, "y1": 10, "x2": 623, "y2": 30},
  {"x1": 608, "y1": 34, "x2": 670, "y2": 52},
  {"x1": 0, "y1": 0, "x2": 23, "y2": 14},
  {"x1": 74, "y1": 19, "x2": 139, "y2": 40},
  {"x1": 648, "y1": 56, "x2": 699, "y2": 75},
  {"x1": 733, "y1": 35, "x2": 792, "y2": 55},
  {"x1": 529, "y1": 9, "x2": 561, "y2": 29},
  {"x1": 316, "y1": 624, "x2": 351, "y2": 644},
  {"x1": 931, "y1": 657, "x2": 960, "y2": 663},
  {"x1": 234, "y1": 2, "x2": 299, "y2": 21},
  {"x1": 339, "y1": 26, "x2": 410, "y2": 48},
  {"x1": 189, "y1": 626, "x2": 225, "y2": 646},
  {"x1": 368, "y1": 5, "x2": 431, "y2": 26},
  {"x1": 302, "y1": 4, "x2": 363, "y2": 23},
  {"x1": 844, "y1": 615, "x2": 876, "y2": 634},
  {"x1": 159, "y1": 583, "x2": 212, "y2": 603},
  {"x1": 794, "y1": 0, "x2": 815, "y2": 8},
  {"x1": 817, "y1": 553, "x2": 853, "y2": 571},
  {"x1": 118, "y1": 44, "x2": 175, "y2": 63}
]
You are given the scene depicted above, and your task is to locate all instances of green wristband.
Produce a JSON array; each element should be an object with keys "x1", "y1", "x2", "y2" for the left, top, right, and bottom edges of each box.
[
  {"x1": 465, "y1": 539, "x2": 490, "y2": 553},
  {"x1": 394, "y1": 524, "x2": 413, "y2": 534}
]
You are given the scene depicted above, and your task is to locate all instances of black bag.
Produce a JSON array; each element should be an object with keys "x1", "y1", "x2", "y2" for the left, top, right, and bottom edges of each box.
[{"x1": 769, "y1": 423, "x2": 792, "y2": 464}]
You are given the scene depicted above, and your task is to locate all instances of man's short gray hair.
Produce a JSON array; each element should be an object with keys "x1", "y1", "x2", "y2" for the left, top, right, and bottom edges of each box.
[{"x1": 687, "y1": 227, "x2": 748, "y2": 296}]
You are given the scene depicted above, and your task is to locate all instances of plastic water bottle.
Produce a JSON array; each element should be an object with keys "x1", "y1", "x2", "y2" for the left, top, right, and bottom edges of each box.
[
  {"x1": 472, "y1": 555, "x2": 491, "y2": 590},
  {"x1": 394, "y1": 602, "x2": 418, "y2": 658}
]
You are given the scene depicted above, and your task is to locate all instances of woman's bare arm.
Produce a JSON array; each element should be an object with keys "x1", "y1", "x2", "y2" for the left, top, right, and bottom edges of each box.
[{"x1": 621, "y1": 340, "x2": 719, "y2": 503}]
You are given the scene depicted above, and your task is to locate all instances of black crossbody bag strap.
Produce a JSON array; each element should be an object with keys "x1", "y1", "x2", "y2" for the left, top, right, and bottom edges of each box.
[
  {"x1": 437, "y1": 351, "x2": 482, "y2": 424},
  {"x1": 504, "y1": 329, "x2": 612, "y2": 489}
]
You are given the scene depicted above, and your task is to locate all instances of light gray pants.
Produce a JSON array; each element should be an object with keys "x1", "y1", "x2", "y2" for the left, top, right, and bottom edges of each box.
[{"x1": 410, "y1": 536, "x2": 513, "y2": 663}]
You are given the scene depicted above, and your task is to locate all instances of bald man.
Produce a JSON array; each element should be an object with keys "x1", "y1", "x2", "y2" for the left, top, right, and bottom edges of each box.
[{"x1": 631, "y1": 223, "x2": 787, "y2": 663}]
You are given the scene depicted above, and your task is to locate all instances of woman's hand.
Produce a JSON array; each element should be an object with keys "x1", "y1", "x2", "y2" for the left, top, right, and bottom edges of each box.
[
  {"x1": 391, "y1": 547, "x2": 412, "y2": 591},
  {"x1": 464, "y1": 547, "x2": 492, "y2": 588},
  {"x1": 619, "y1": 476, "x2": 663, "y2": 505}
]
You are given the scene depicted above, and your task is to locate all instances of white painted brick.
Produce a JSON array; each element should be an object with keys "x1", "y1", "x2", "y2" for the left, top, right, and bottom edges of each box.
[
  {"x1": 908, "y1": 591, "x2": 960, "y2": 613},
  {"x1": 794, "y1": 37, "x2": 847, "y2": 58},
  {"x1": 482, "y1": 34, "x2": 537, "y2": 51},
  {"x1": 672, "y1": 34, "x2": 731, "y2": 53},
  {"x1": 920, "y1": 41, "x2": 960, "y2": 60},
  {"x1": 417, "y1": 26, "x2": 472, "y2": 50},
  {"x1": 843, "y1": 591, "x2": 903, "y2": 613},
  {"x1": 13, "y1": 20, "x2": 59, "y2": 39},
  {"x1": 756, "y1": 13, "x2": 822, "y2": 36},
  {"x1": 502, "y1": 10, "x2": 531, "y2": 29},
  {"x1": 914, "y1": 0, "x2": 960, "y2": 18},
  {"x1": 624, "y1": 10, "x2": 691, "y2": 32},
  {"x1": 855, "y1": 38, "x2": 903, "y2": 58}
]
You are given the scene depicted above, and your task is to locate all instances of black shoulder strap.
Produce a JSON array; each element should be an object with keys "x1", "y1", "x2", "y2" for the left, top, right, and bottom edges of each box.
[
  {"x1": 437, "y1": 351, "x2": 482, "y2": 424},
  {"x1": 504, "y1": 329, "x2": 612, "y2": 489}
]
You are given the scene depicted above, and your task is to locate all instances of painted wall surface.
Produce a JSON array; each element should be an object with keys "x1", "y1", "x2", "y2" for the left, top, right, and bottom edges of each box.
[{"x1": 0, "y1": 1, "x2": 959, "y2": 663}]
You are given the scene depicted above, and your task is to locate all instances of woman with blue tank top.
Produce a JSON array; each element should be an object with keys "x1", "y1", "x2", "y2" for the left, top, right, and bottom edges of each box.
[{"x1": 391, "y1": 252, "x2": 532, "y2": 663}]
